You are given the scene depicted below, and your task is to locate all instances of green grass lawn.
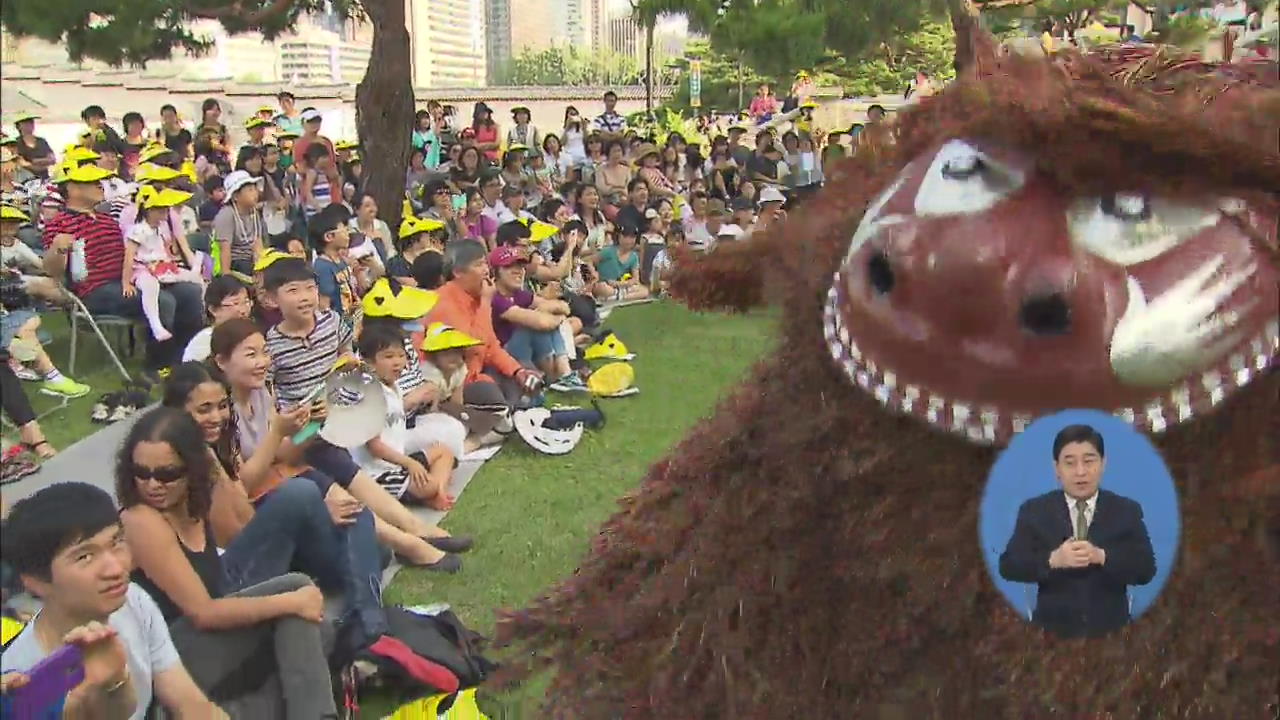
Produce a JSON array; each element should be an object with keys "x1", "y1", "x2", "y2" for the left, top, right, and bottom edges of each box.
[
  {"x1": 379, "y1": 302, "x2": 775, "y2": 718},
  {"x1": 7, "y1": 302, "x2": 776, "y2": 718}
]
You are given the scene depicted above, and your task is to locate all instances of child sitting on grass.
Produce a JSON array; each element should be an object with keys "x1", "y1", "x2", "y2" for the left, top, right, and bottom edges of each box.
[
  {"x1": 591, "y1": 222, "x2": 650, "y2": 302},
  {"x1": 351, "y1": 324, "x2": 465, "y2": 511},
  {"x1": 419, "y1": 322, "x2": 499, "y2": 452},
  {"x1": 123, "y1": 187, "x2": 205, "y2": 342},
  {"x1": 649, "y1": 225, "x2": 683, "y2": 297}
]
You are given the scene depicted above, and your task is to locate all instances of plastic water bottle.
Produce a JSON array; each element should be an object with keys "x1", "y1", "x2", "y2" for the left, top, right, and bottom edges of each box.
[{"x1": 69, "y1": 238, "x2": 88, "y2": 284}]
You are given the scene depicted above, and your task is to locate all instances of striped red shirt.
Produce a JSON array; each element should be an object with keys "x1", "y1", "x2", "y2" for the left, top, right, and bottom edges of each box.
[{"x1": 42, "y1": 209, "x2": 126, "y2": 297}]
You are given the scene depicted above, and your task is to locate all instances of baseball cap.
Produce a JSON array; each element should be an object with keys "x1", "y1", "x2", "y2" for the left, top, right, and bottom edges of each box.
[
  {"x1": 488, "y1": 245, "x2": 530, "y2": 268},
  {"x1": 730, "y1": 196, "x2": 754, "y2": 212},
  {"x1": 300, "y1": 108, "x2": 322, "y2": 123},
  {"x1": 757, "y1": 185, "x2": 786, "y2": 205}
]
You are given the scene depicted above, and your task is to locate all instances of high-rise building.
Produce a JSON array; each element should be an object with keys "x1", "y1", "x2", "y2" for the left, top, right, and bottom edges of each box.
[
  {"x1": 603, "y1": 8, "x2": 644, "y2": 61},
  {"x1": 486, "y1": 0, "x2": 559, "y2": 82},
  {"x1": 558, "y1": 0, "x2": 600, "y2": 51},
  {"x1": 408, "y1": 0, "x2": 487, "y2": 88}
]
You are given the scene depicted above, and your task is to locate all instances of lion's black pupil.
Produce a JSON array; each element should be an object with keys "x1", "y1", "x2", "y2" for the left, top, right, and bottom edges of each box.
[{"x1": 1101, "y1": 193, "x2": 1150, "y2": 221}]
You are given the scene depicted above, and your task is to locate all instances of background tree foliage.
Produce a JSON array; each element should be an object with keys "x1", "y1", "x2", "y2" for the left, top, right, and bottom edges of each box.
[
  {"x1": 1, "y1": 0, "x2": 413, "y2": 231},
  {"x1": 494, "y1": 46, "x2": 647, "y2": 87}
]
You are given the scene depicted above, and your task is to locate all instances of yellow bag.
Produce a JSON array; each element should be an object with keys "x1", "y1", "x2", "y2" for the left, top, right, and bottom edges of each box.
[
  {"x1": 1, "y1": 617, "x2": 24, "y2": 645},
  {"x1": 388, "y1": 688, "x2": 488, "y2": 720}
]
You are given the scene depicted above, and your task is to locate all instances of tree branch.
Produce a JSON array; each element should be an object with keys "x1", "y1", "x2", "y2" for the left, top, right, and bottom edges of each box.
[
  {"x1": 973, "y1": 0, "x2": 1040, "y2": 8},
  {"x1": 187, "y1": 0, "x2": 298, "y2": 25}
]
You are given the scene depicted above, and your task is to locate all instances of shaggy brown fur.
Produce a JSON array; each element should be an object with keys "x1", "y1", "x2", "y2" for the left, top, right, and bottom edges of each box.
[{"x1": 492, "y1": 44, "x2": 1280, "y2": 718}]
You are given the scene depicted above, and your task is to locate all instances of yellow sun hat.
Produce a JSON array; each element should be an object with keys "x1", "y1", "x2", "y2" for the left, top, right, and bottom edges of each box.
[
  {"x1": 276, "y1": 130, "x2": 300, "y2": 141},
  {"x1": 421, "y1": 322, "x2": 483, "y2": 353},
  {"x1": 244, "y1": 117, "x2": 273, "y2": 130},
  {"x1": 517, "y1": 217, "x2": 559, "y2": 243},
  {"x1": 361, "y1": 277, "x2": 439, "y2": 319},
  {"x1": 59, "y1": 164, "x2": 115, "y2": 184},
  {"x1": 399, "y1": 215, "x2": 446, "y2": 240},
  {"x1": 135, "y1": 163, "x2": 182, "y2": 184},
  {"x1": 63, "y1": 146, "x2": 101, "y2": 165},
  {"x1": 137, "y1": 186, "x2": 193, "y2": 210},
  {"x1": 584, "y1": 332, "x2": 635, "y2": 361},
  {"x1": 10, "y1": 112, "x2": 40, "y2": 125},
  {"x1": 587, "y1": 361, "x2": 638, "y2": 398},
  {"x1": 253, "y1": 249, "x2": 296, "y2": 273},
  {"x1": 256, "y1": 105, "x2": 275, "y2": 114},
  {"x1": 1, "y1": 205, "x2": 31, "y2": 222},
  {"x1": 335, "y1": 139, "x2": 359, "y2": 151},
  {"x1": 800, "y1": 100, "x2": 819, "y2": 110},
  {"x1": 138, "y1": 143, "x2": 172, "y2": 163},
  {"x1": 0, "y1": 146, "x2": 15, "y2": 164}
]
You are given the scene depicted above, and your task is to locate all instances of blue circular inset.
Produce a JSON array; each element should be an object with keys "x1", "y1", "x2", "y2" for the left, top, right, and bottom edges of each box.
[{"x1": 979, "y1": 409, "x2": 1180, "y2": 636}]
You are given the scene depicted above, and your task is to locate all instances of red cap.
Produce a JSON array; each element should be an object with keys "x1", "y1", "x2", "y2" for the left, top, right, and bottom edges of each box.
[{"x1": 488, "y1": 245, "x2": 529, "y2": 268}]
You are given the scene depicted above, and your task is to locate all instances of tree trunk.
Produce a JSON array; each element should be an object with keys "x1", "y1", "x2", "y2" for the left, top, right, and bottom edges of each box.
[
  {"x1": 947, "y1": 0, "x2": 981, "y2": 74},
  {"x1": 356, "y1": 0, "x2": 413, "y2": 232},
  {"x1": 736, "y1": 57, "x2": 745, "y2": 110},
  {"x1": 645, "y1": 21, "x2": 655, "y2": 115}
]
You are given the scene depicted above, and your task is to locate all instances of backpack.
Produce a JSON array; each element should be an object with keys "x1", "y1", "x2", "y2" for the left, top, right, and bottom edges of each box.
[{"x1": 357, "y1": 606, "x2": 497, "y2": 704}]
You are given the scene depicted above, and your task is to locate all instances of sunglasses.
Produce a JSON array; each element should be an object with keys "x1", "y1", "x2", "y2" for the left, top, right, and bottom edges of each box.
[{"x1": 133, "y1": 464, "x2": 186, "y2": 484}]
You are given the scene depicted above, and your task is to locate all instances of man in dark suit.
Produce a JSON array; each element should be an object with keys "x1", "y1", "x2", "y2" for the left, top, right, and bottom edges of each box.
[{"x1": 998, "y1": 424, "x2": 1157, "y2": 638}]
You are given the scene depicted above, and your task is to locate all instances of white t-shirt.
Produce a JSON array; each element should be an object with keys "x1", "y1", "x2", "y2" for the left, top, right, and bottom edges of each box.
[
  {"x1": 348, "y1": 382, "x2": 407, "y2": 478},
  {"x1": 182, "y1": 326, "x2": 214, "y2": 363},
  {"x1": 1, "y1": 584, "x2": 182, "y2": 720}
]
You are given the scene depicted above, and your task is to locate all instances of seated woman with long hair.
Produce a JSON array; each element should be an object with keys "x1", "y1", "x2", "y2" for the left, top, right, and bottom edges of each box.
[
  {"x1": 209, "y1": 317, "x2": 469, "y2": 571},
  {"x1": 117, "y1": 407, "x2": 338, "y2": 719},
  {"x1": 161, "y1": 360, "x2": 391, "y2": 652}
]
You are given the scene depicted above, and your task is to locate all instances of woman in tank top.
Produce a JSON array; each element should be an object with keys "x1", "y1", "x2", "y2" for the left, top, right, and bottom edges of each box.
[{"x1": 116, "y1": 407, "x2": 338, "y2": 718}]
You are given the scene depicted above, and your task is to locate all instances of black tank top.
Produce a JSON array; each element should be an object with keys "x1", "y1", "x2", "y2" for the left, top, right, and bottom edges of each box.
[{"x1": 131, "y1": 520, "x2": 225, "y2": 623}]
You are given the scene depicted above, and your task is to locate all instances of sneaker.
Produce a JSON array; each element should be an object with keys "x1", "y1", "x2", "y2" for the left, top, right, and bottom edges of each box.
[
  {"x1": 40, "y1": 376, "x2": 91, "y2": 399},
  {"x1": 549, "y1": 372, "x2": 589, "y2": 393}
]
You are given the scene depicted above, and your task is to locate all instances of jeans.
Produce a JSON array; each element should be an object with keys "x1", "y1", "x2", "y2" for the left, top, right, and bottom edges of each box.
[
  {"x1": 167, "y1": 573, "x2": 338, "y2": 720},
  {"x1": 504, "y1": 326, "x2": 565, "y2": 367},
  {"x1": 226, "y1": 477, "x2": 346, "y2": 593},
  {"x1": 80, "y1": 280, "x2": 204, "y2": 369},
  {"x1": 243, "y1": 475, "x2": 389, "y2": 649}
]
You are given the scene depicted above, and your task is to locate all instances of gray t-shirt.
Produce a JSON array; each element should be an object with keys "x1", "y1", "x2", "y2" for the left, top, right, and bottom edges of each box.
[
  {"x1": 212, "y1": 204, "x2": 266, "y2": 265},
  {"x1": 1, "y1": 584, "x2": 181, "y2": 720}
]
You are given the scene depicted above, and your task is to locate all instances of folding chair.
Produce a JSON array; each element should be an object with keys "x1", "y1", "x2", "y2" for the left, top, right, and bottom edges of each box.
[{"x1": 66, "y1": 294, "x2": 136, "y2": 383}]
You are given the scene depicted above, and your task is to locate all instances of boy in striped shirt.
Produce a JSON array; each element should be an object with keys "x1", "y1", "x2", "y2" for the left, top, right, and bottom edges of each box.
[{"x1": 261, "y1": 255, "x2": 468, "y2": 571}]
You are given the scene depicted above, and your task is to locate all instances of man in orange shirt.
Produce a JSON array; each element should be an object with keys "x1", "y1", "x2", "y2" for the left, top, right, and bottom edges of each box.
[{"x1": 423, "y1": 240, "x2": 543, "y2": 411}]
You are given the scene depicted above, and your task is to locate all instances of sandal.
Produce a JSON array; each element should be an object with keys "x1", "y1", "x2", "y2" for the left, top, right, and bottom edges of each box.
[
  {"x1": 21, "y1": 440, "x2": 56, "y2": 460},
  {"x1": 392, "y1": 551, "x2": 462, "y2": 573}
]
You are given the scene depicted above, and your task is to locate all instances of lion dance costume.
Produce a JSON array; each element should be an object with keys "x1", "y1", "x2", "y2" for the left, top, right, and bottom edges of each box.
[{"x1": 493, "y1": 34, "x2": 1279, "y2": 719}]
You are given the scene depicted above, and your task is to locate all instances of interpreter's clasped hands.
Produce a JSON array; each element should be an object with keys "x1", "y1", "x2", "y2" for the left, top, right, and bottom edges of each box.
[{"x1": 1049, "y1": 539, "x2": 1106, "y2": 569}]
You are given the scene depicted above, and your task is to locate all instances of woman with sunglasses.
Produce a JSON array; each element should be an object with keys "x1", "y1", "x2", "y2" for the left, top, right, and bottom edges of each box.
[{"x1": 117, "y1": 407, "x2": 338, "y2": 718}]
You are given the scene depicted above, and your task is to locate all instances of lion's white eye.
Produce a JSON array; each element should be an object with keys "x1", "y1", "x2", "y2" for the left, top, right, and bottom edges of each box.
[
  {"x1": 914, "y1": 139, "x2": 1025, "y2": 217},
  {"x1": 1068, "y1": 195, "x2": 1220, "y2": 266}
]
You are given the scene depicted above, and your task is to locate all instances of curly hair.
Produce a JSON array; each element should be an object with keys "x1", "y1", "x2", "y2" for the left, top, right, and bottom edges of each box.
[{"x1": 115, "y1": 407, "x2": 216, "y2": 522}]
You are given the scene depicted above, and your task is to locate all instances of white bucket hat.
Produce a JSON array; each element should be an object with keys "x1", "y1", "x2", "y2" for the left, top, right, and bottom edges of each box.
[{"x1": 222, "y1": 170, "x2": 263, "y2": 202}]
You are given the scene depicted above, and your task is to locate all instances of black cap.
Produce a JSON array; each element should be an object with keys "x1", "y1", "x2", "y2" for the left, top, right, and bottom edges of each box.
[{"x1": 730, "y1": 197, "x2": 754, "y2": 212}]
